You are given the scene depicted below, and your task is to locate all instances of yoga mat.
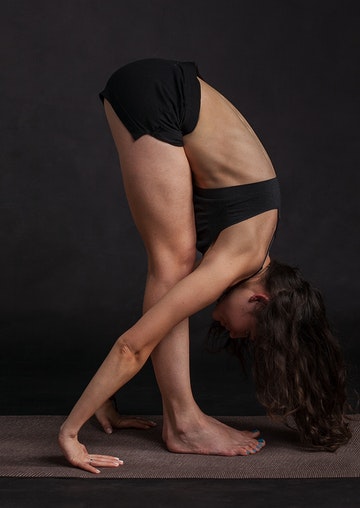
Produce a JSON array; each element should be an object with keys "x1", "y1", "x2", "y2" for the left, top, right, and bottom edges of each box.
[{"x1": 0, "y1": 415, "x2": 358, "y2": 479}]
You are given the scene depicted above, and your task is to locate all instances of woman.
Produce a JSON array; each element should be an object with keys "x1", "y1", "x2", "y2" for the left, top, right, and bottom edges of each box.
[{"x1": 59, "y1": 59, "x2": 350, "y2": 473}]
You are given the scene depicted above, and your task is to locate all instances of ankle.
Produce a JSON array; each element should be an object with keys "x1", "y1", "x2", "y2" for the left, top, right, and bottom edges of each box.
[{"x1": 163, "y1": 405, "x2": 204, "y2": 433}]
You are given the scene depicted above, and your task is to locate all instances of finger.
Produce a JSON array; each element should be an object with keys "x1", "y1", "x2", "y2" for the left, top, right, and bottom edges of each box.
[
  {"x1": 89, "y1": 455, "x2": 123, "y2": 468},
  {"x1": 115, "y1": 418, "x2": 157, "y2": 429},
  {"x1": 96, "y1": 415, "x2": 114, "y2": 435},
  {"x1": 138, "y1": 418, "x2": 157, "y2": 427},
  {"x1": 90, "y1": 454, "x2": 123, "y2": 461},
  {"x1": 69, "y1": 459, "x2": 101, "y2": 474},
  {"x1": 81, "y1": 463, "x2": 101, "y2": 474}
]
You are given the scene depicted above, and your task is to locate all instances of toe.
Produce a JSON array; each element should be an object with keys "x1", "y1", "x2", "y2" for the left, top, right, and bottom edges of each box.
[{"x1": 253, "y1": 439, "x2": 266, "y2": 454}]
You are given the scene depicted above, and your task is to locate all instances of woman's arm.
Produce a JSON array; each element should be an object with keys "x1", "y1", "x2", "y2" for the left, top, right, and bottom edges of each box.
[{"x1": 59, "y1": 246, "x2": 262, "y2": 472}]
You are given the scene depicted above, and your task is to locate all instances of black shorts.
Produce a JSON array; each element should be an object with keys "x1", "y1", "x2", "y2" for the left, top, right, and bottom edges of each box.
[{"x1": 99, "y1": 59, "x2": 201, "y2": 146}]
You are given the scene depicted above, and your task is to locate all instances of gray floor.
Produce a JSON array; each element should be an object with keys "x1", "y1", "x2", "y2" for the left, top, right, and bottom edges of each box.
[{"x1": 1, "y1": 478, "x2": 360, "y2": 508}]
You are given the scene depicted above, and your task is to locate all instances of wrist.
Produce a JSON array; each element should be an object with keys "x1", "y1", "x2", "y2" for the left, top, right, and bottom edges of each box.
[{"x1": 59, "y1": 420, "x2": 78, "y2": 440}]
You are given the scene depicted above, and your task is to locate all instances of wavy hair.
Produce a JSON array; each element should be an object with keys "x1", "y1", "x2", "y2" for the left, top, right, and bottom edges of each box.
[{"x1": 211, "y1": 260, "x2": 352, "y2": 451}]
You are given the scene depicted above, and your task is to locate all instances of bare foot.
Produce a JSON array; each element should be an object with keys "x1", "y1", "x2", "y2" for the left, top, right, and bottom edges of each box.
[{"x1": 163, "y1": 413, "x2": 265, "y2": 456}]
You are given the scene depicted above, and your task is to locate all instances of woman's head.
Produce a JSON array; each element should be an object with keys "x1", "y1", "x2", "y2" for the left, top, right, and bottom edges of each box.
[
  {"x1": 212, "y1": 259, "x2": 352, "y2": 451},
  {"x1": 212, "y1": 265, "x2": 269, "y2": 340}
]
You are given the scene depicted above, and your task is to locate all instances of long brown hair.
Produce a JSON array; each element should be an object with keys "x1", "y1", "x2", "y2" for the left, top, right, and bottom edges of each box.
[{"x1": 211, "y1": 260, "x2": 352, "y2": 451}]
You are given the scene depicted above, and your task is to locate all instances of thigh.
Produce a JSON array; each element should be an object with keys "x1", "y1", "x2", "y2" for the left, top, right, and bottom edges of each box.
[{"x1": 103, "y1": 99, "x2": 196, "y2": 260}]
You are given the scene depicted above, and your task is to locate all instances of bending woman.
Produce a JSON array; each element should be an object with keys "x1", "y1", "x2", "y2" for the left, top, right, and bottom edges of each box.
[{"x1": 59, "y1": 59, "x2": 351, "y2": 473}]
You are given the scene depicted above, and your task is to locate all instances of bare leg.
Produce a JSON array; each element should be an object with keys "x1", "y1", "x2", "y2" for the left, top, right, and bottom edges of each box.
[
  {"x1": 102, "y1": 99, "x2": 264, "y2": 456},
  {"x1": 144, "y1": 243, "x2": 262, "y2": 456}
]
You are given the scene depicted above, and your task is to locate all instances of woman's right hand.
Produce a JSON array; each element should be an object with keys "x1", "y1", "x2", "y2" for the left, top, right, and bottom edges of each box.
[
  {"x1": 95, "y1": 398, "x2": 157, "y2": 434},
  {"x1": 58, "y1": 425, "x2": 123, "y2": 474}
]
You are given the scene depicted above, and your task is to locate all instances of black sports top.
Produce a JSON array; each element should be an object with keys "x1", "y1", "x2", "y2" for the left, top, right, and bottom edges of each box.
[{"x1": 193, "y1": 177, "x2": 281, "y2": 254}]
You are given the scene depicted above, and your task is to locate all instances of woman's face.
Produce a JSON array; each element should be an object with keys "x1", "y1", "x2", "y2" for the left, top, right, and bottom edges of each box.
[{"x1": 212, "y1": 285, "x2": 266, "y2": 340}]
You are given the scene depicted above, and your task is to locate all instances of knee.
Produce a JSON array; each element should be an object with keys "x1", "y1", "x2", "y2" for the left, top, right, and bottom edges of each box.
[
  {"x1": 172, "y1": 243, "x2": 197, "y2": 275},
  {"x1": 147, "y1": 243, "x2": 197, "y2": 286}
]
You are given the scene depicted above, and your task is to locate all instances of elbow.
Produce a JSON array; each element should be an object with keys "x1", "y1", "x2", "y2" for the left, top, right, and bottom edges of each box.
[
  {"x1": 115, "y1": 338, "x2": 137, "y2": 357},
  {"x1": 114, "y1": 336, "x2": 149, "y2": 369}
]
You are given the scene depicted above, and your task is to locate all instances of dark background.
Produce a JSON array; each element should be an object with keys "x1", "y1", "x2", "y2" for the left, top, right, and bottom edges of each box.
[{"x1": 1, "y1": 0, "x2": 359, "y2": 417}]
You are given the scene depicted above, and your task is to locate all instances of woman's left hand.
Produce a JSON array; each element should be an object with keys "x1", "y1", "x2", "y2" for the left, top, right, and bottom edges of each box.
[
  {"x1": 58, "y1": 430, "x2": 123, "y2": 474},
  {"x1": 95, "y1": 398, "x2": 157, "y2": 434}
]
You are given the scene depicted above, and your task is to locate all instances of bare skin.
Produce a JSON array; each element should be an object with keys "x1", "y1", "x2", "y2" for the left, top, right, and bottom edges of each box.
[
  {"x1": 94, "y1": 399, "x2": 157, "y2": 434},
  {"x1": 212, "y1": 267, "x2": 270, "y2": 340},
  {"x1": 184, "y1": 78, "x2": 276, "y2": 188},
  {"x1": 59, "y1": 75, "x2": 277, "y2": 472}
]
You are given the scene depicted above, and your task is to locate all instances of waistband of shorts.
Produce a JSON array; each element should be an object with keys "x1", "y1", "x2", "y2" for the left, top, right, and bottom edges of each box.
[{"x1": 193, "y1": 177, "x2": 280, "y2": 199}]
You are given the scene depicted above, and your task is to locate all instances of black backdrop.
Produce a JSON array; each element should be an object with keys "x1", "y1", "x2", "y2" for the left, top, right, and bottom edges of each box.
[{"x1": 1, "y1": 0, "x2": 359, "y2": 416}]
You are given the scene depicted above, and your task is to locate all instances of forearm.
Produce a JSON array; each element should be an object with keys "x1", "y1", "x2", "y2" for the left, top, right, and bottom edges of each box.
[
  {"x1": 60, "y1": 333, "x2": 147, "y2": 437},
  {"x1": 60, "y1": 252, "x2": 250, "y2": 438},
  {"x1": 60, "y1": 299, "x2": 181, "y2": 439}
]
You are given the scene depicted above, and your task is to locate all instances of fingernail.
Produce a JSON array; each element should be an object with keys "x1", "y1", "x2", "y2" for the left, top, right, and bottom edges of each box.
[
  {"x1": 252, "y1": 429, "x2": 260, "y2": 432},
  {"x1": 105, "y1": 428, "x2": 112, "y2": 434},
  {"x1": 258, "y1": 438, "x2": 264, "y2": 443},
  {"x1": 150, "y1": 421, "x2": 157, "y2": 426}
]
